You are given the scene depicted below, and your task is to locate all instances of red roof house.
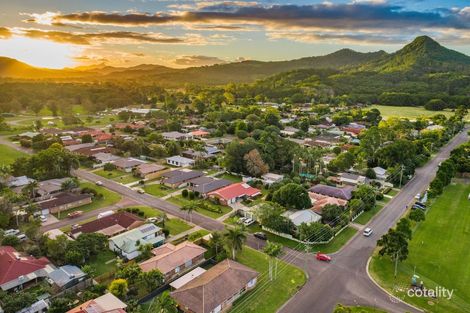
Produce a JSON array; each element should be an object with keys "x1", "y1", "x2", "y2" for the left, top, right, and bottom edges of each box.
[
  {"x1": 0, "y1": 246, "x2": 53, "y2": 291},
  {"x1": 208, "y1": 183, "x2": 261, "y2": 205}
]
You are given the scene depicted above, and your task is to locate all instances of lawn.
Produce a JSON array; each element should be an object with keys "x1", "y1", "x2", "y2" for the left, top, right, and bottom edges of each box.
[
  {"x1": 369, "y1": 183, "x2": 470, "y2": 313},
  {"x1": 354, "y1": 203, "x2": 385, "y2": 225},
  {"x1": 0, "y1": 144, "x2": 27, "y2": 165},
  {"x1": 215, "y1": 172, "x2": 243, "y2": 182},
  {"x1": 143, "y1": 183, "x2": 176, "y2": 197},
  {"x1": 334, "y1": 305, "x2": 387, "y2": 313},
  {"x1": 168, "y1": 195, "x2": 232, "y2": 219},
  {"x1": 231, "y1": 247, "x2": 306, "y2": 313},
  {"x1": 113, "y1": 174, "x2": 140, "y2": 184},
  {"x1": 88, "y1": 250, "x2": 118, "y2": 277},
  {"x1": 311, "y1": 226, "x2": 357, "y2": 254},
  {"x1": 55, "y1": 182, "x2": 121, "y2": 219},
  {"x1": 94, "y1": 169, "x2": 126, "y2": 179},
  {"x1": 370, "y1": 105, "x2": 462, "y2": 120}
]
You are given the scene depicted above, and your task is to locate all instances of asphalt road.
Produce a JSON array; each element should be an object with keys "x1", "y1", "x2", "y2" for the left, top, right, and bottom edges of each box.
[{"x1": 279, "y1": 128, "x2": 469, "y2": 313}]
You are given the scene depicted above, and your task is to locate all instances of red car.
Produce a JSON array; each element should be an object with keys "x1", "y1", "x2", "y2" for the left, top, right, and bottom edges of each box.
[{"x1": 316, "y1": 252, "x2": 332, "y2": 262}]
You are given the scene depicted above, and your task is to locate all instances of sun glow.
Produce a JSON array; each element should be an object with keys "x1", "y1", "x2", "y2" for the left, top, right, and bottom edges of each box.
[{"x1": 0, "y1": 36, "x2": 82, "y2": 69}]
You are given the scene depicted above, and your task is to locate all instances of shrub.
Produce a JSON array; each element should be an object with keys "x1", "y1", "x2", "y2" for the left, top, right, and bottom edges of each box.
[
  {"x1": 188, "y1": 191, "x2": 195, "y2": 200},
  {"x1": 103, "y1": 163, "x2": 117, "y2": 171},
  {"x1": 182, "y1": 189, "x2": 189, "y2": 198}
]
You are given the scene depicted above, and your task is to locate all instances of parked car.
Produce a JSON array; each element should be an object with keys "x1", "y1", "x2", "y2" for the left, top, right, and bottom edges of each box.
[
  {"x1": 96, "y1": 181, "x2": 103, "y2": 186},
  {"x1": 133, "y1": 187, "x2": 145, "y2": 194},
  {"x1": 4, "y1": 229, "x2": 20, "y2": 236},
  {"x1": 415, "y1": 201, "x2": 427, "y2": 208},
  {"x1": 316, "y1": 252, "x2": 331, "y2": 262},
  {"x1": 39, "y1": 215, "x2": 47, "y2": 223},
  {"x1": 243, "y1": 218, "x2": 255, "y2": 226},
  {"x1": 238, "y1": 216, "x2": 248, "y2": 224},
  {"x1": 68, "y1": 211, "x2": 83, "y2": 218},
  {"x1": 254, "y1": 232, "x2": 267, "y2": 240},
  {"x1": 71, "y1": 224, "x2": 80, "y2": 230},
  {"x1": 415, "y1": 193, "x2": 421, "y2": 200},
  {"x1": 147, "y1": 217, "x2": 162, "y2": 223},
  {"x1": 363, "y1": 227, "x2": 373, "y2": 237},
  {"x1": 97, "y1": 210, "x2": 114, "y2": 219},
  {"x1": 16, "y1": 234, "x2": 27, "y2": 241},
  {"x1": 412, "y1": 204, "x2": 426, "y2": 211}
]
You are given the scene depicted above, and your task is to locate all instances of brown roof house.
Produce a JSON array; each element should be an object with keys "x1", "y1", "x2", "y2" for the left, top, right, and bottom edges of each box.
[
  {"x1": 161, "y1": 170, "x2": 204, "y2": 188},
  {"x1": 171, "y1": 259, "x2": 258, "y2": 313},
  {"x1": 135, "y1": 163, "x2": 168, "y2": 180},
  {"x1": 70, "y1": 211, "x2": 144, "y2": 239},
  {"x1": 38, "y1": 192, "x2": 92, "y2": 215},
  {"x1": 139, "y1": 241, "x2": 206, "y2": 281}
]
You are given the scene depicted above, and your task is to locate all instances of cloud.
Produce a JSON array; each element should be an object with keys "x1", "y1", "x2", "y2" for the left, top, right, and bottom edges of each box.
[
  {"x1": 0, "y1": 27, "x2": 12, "y2": 38},
  {"x1": 24, "y1": 3, "x2": 470, "y2": 32},
  {"x1": 174, "y1": 55, "x2": 226, "y2": 66}
]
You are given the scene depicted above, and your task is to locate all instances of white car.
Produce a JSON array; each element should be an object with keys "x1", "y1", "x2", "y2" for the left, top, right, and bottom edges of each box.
[
  {"x1": 243, "y1": 218, "x2": 255, "y2": 226},
  {"x1": 96, "y1": 181, "x2": 103, "y2": 186},
  {"x1": 4, "y1": 229, "x2": 20, "y2": 236},
  {"x1": 363, "y1": 227, "x2": 373, "y2": 237},
  {"x1": 39, "y1": 215, "x2": 47, "y2": 223}
]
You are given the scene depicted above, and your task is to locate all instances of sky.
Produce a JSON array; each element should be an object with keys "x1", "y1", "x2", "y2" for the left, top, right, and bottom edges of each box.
[{"x1": 1, "y1": 0, "x2": 470, "y2": 69}]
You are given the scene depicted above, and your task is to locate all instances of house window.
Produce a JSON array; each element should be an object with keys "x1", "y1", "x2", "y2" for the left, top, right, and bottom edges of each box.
[
  {"x1": 185, "y1": 259, "x2": 193, "y2": 268},
  {"x1": 175, "y1": 266, "x2": 180, "y2": 273}
]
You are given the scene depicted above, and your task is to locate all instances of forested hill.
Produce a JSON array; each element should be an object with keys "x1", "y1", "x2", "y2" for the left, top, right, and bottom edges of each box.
[{"x1": 0, "y1": 48, "x2": 386, "y2": 84}]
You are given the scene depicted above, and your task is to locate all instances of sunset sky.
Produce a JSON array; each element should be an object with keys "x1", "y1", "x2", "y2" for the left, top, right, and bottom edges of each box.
[{"x1": 1, "y1": 0, "x2": 470, "y2": 69}]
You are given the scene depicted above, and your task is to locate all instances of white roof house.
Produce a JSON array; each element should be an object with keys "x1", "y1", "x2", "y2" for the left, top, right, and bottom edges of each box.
[
  {"x1": 284, "y1": 210, "x2": 322, "y2": 227},
  {"x1": 162, "y1": 131, "x2": 193, "y2": 141},
  {"x1": 166, "y1": 156, "x2": 195, "y2": 167},
  {"x1": 373, "y1": 167, "x2": 388, "y2": 180},
  {"x1": 108, "y1": 223, "x2": 165, "y2": 260},
  {"x1": 261, "y1": 173, "x2": 284, "y2": 185}
]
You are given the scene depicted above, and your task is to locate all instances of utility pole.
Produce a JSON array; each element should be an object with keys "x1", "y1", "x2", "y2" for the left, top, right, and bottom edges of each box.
[{"x1": 399, "y1": 165, "x2": 404, "y2": 188}]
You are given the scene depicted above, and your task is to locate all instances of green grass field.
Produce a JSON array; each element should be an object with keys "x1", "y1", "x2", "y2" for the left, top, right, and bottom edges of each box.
[
  {"x1": 354, "y1": 203, "x2": 385, "y2": 225},
  {"x1": 168, "y1": 195, "x2": 232, "y2": 219},
  {"x1": 334, "y1": 304, "x2": 388, "y2": 313},
  {"x1": 94, "y1": 169, "x2": 126, "y2": 179},
  {"x1": 0, "y1": 144, "x2": 27, "y2": 165},
  {"x1": 231, "y1": 246, "x2": 306, "y2": 313},
  {"x1": 311, "y1": 226, "x2": 357, "y2": 254},
  {"x1": 370, "y1": 183, "x2": 470, "y2": 313},
  {"x1": 143, "y1": 183, "x2": 176, "y2": 197},
  {"x1": 371, "y1": 105, "x2": 464, "y2": 120}
]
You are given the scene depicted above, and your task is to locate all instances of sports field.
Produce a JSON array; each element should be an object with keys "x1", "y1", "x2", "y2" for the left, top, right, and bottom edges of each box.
[
  {"x1": 370, "y1": 182, "x2": 470, "y2": 313},
  {"x1": 371, "y1": 105, "x2": 465, "y2": 120}
]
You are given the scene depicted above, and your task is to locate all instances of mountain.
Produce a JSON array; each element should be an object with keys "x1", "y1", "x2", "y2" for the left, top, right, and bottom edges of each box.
[
  {"x1": 359, "y1": 36, "x2": 470, "y2": 73},
  {"x1": 0, "y1": 49, "x2": 385, "y2": 84}
]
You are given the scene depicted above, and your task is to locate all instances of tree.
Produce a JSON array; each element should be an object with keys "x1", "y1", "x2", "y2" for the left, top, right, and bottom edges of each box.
[
  {"x1": 81, "y1": 134, "x2": 93, "y2": 143},
  {"x1": 321, "y1": 204, "x2": 344, "y2": 223},
  {"x1": 297, "y1": 222, "x2": 334, "y2": 242},
  {"x1": 425, "y1": 99, "x2": 446, "y2": 111},
  {"x1": 138, "y1": 243, "x2": 153, "y2": 260},
  {"x1": 1, "y1": 235, "x2": 20, "y2": 247},
  {"x1": 115, "y1": 263, "x2": 142, "y2": 284},
  {"x1": 150, "y1": 291, "x2": 178, "y2": 313},
  {"x1": 272, "y1": 183, "x2": 311, "y2": 210},
  {"x1": 352, "y1": 185, "x2": 376, "y2": 211},
  {"x1": 108, "y1": 278, "x2": 128, "y2": 299},
  {"x1": 348, "y1": 198, "x2": 365, "y2": 217},
  {"x1": 395, "y1": 218, "x2": 412, "y2": 240},
  {"x1": 140, "y1": 269, "x2": 164, "y2": 292},
  {"x1": 180, "y1": 202, "x2": 196, "y2": 223},
  {"x1": 244, "y1": 149, "x2": 269, "y2": 177},
  {"x1": 61, "y1": 177, "x2": 79, "y2": 191},
  {"x1": 48, "y1": 297, "x2": 72, "y2": 313},
  {"x1": 263, "y1": 241, "x2": 282, "y2": 280},
  {"x1": 327, "y1": 151, "x2": 355, "y2": 172},
  {"x1": 409, "y1": 209, "x2": 425, "y2": 222},
  {"x1": 224, "y1": 226, "x2": 247, "y2": 260},
  {"x1": 209, "y1": 231, "x2": 225, "y2": 257},
  {"x1": 377, "y1": 229, "x2": 409, "y2": 277},
  {"x1": 365, "y1": 168, "x2": 376, "y2": 179}
]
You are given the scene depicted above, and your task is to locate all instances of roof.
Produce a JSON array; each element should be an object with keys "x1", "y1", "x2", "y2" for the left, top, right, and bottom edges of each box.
[
  {"x1": 191, "y1": 178, "x2": 232, "y2": 194},
  {"x1": 208, "y1": 183, "x2": 261, "y2": 201},
  {"x1": 65, "y1": 143, "x2": 95, "y2": 152},
  {"x1": 309, "y1": 184, "x2": 353, "y2": 200},
  {"x1": 339, "y1": 173, "x2": 368, "y2": 184},
  {"x1": 0, "y1": 246, "x2": 51, "y2": 285},
  {"x1": 139, "y1": 241, "x2": 206, "y2": 274},
  {"x1": 44, "y1": 229, "x2": 73, "y2": 241},
  {"x1": 67, "y1": 293, "x2": 127, "y2": 313},
  {"x1": 166, "y1": 155, "x2": 194, "y2": 164},
  {"x1": 38, "y1": 192, "x2": 92, "y2": 211},
  {"x1": 7, "y1": 176, "x2": 35, "y2": 188},
  {"x1": 109, "y1": 223, "x2": 163, "y2": 254},
  {"x1": 94, "y1": 153, "x2": 121, "y2": 163},
  {"x1": 309, "y1": 193, "x2": 348, "y2": 215},
  {"x1": 170, "y1": 267, "x2": 207, "y2": 290},
  {"x1": 112, "y1": 158, "x2": 146, "y2": 169},
  {"x1": 48, "y1": 265, "x2": 86, "y2": 288},
  {"x1": 373, "y1": 167, "x2": 387, "y2": 175},
  {"x1": 261, "y1": 173, "x2": 284, "y2": 182},
  {"x1": 171, "y1": 259, "x2": 258, "y2": 313},
  {"x1": 37, "y1": 178, "x2": 69, "y2": 196},
  {"x1": 285, "y1": 210, "x2": 322, "y2": 226},
  {"x1": 190, "y1": 130, "x2": 210, "y2": 136},
  {"x1": 162, "y1": 131, "x2": 190, "y2": 139},
  {"x1": 161, "y1": 170, "x2": 203, "y2": 185},
  {"x1": 136, "y1": 163, "x2": 166, "y2": 175},
  {"x1": 71, "y1": 211, "x2": 143, "y2": 237}
]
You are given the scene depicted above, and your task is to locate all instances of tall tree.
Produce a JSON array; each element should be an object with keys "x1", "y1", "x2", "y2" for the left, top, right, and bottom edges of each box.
[
  {"x1": 224, "y1": 226, "x2": 247, "y2": 260},
  {"x1": 377, "y1": 229, "x2": 409, "y2": 277}
]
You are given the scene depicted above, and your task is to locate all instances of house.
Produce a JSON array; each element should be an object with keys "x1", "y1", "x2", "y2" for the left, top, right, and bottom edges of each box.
[
  {"x1": 112, "y1": 158, "x2": 146, "y2": 173},
  {"x1": 309, "y1": 192, "x2": 348, "y2": 215},
  {"x1": 261, "y1": 173, "x2": 284, "y2": 186},
  {"x1": 284, "y1": 210, "x2": 322, "y2": 227},
  {"x1": 47, "y1": 265, "x2": 87, "y2": 290},
  {"x1": 18, "y1": 132, "x2": 40, "y2": 139},
  {"x1": 309, "y1": 184, "x2": 353, "y2": 201},
  {"x1": 37, "y1": 192, "x2": 92, "y2": 215},
  {"x1": 6, "y1": 176, "x2": 35, "y2": 188},
  {"x1": 373, "y1": 167, "x2": 389, "y2": 181},
  {"x1": 188, "y1": 177, "x2": 232, "y2": 197},
  {"x1": 93, "y1": 153, "x2": 121, "y2": 166},
  {"x1": 207, "y1": 183, "x2": 261, "y2": 205},
  {"x1": 65, "y1": 142, "x2": 95, "y2": 152},
  {"x1": 339, "y1": 173, "x2": 369, "y2": 186},
  {"x1": 135, "y1": 163, "x2": 168, "y2": 180},
  {"x1": 171, "y1": 259, "x2": 258, "y2": 313},
  {"x1": 139, "y1": 241, "x2": 207, "y2": 281},
  {"x1": 36, "y1": 178, "x2": 69, "y2": 200},
  {"x1": 0, "y1": 246, "x2": 54, "y2": 291},
  {"x1": 170, "y1": 267, "x2": 207, "y2": 290},
  {"x1": 166, "y1": 156, "x2": 195, "y2": 167},
  {"x1": 16, "y1": 299, "x2": 50, "y2": 313},
  {"x1": 161, "y1": 170, "x2": 204, "y2": 188},
  {"x1": 280, "y1": 126, "x2": 300, "y2": 137},
  {"x1": 182, "y1": 146, "x2": 220, "y2": 160},
  {"x1": 71, "y1": 211, "x2": 144, "y2": 239},
  {"x1": 108, "y1": 223, "x2": 165, "y2": 260},
  {"x1": 162, "y1": 131, "x2": 193, "y2": 141},
  {"x1": 66, "y1": 293, "x2": 127, "y2": 313},
  {"x1": 190, "y1": 129, "x2": 210, "y2": 138}
]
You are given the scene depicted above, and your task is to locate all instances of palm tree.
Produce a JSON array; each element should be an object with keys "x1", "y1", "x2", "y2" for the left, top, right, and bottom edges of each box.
[
  {"x1": 150, "y1": 291, "x2": 178, "y2": 313},
  {"x1": 224, "y1": 226, "x2": 247, "y2": 260},
  {"x1": 61, "y1": 177, "x2": 79, "y2": 191},
  {"x1": 180, "y1": 203, "x2": 196, "y2": 223},
  {"x1": 263, "y1": 241, "x2": 283, "y2": 280},
  {"x1": 209, "y1": 231, "x2": 225, "y2": 257},
  {"x1": 23, "y1": 180, "x2": 38, "y2": 200}
]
